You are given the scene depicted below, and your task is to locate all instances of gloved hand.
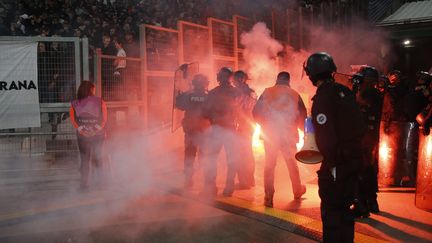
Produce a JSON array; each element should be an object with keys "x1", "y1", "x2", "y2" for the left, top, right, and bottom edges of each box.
[{"x1": 330, "y1": 167, "x2": 336, "y2": 181}]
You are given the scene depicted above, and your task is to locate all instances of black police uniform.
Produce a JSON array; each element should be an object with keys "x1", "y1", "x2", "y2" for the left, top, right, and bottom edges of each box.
[
  {"x1": 356, "y1": 86, "x2": 383, "y2": 215},
  {"x1": 382, "y1": 83, "x2": 409, "y2": 127},
  {"x1": 175, "y1": 89, "x2": 209, "y2": 187},
  {"x1": 236, "y1": 83, "x2": 257, "y2": 188},
  {"x1": 312, "y1": 80, "x2": 366, "y2": 243},
  {"x1": 202, "y1": 83, "x2": 241, "y2": 196}
]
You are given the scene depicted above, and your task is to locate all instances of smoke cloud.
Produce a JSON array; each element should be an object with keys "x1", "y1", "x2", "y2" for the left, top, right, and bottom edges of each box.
[
  {"x1": 241, "y1": 22, "x2": 283, "y2": 95},
  {"x1": 240, "y1": 17, "x2": 392, "y2": 112},
  {"x1": 306, "y1": 21, "x2": 392, "y2": 75}
]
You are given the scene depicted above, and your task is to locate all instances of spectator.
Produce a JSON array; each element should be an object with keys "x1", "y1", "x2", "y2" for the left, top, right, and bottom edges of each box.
[
  {"x1": 123, "y1": 32, "x2": 139, "y2": 58},
  {"x1": 113, "y1": 39, "x2": 126, "y2": 100}
]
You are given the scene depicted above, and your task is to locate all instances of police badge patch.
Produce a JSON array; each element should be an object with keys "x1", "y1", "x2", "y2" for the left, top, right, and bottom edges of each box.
[{"x1": 316, "y1": 113, "x2": 327, "y2": 125}]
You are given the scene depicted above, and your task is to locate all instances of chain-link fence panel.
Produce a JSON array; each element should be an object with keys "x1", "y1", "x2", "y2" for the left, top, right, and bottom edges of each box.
[
  {"x1": 237, "y1": 51, "x2": 247, "y2": 71},
  {"x1": 209, "y1": 18, "x2": 234, "y2": 57},
  {"x1": 234, "y1": 15, "x2": 253, "y2": 50},
  {"x1": 99, "y1": 55, "x2": 142, "y2": 102},
  {"x1": 37, "y1": 41, "x2": 77, "y2": 103},
  {"x1": 147, "y1": 75, "x2": 174, "y2": 129},
  {"x1": 213, "y1": 59, "x2": 235, "y2": 74},
  {"x1": 179, "y1": 21, "x2": 210, "y2": 65},
  {"x1": 144, "y1": 25, "x2": 179, "y2": 72}
]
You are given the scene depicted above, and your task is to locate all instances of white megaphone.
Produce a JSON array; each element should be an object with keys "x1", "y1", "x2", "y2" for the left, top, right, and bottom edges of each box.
[{"x1": 295, "y1": 117, "x2": 323, "y2": 164}]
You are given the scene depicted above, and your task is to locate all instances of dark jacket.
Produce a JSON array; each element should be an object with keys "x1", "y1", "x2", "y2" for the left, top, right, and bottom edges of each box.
[
  {"x1": 175, "y1": 89, "x2": 209, "y2": 133},
  {"x1": 358, "y1": 87, "x2": 383, "y2": 146},
  {"x1": 312, "y1": 80, "x2": 366, "y2": 179},
  {"x1": 203, "y1": 84, "x2": 240, "y2": 129},
  {"x1": 236, "y1": 83, "x2": 257, "y2": 134},
  {"x1": 381, "y1": 84, "x2": 408, "y2": 123}
]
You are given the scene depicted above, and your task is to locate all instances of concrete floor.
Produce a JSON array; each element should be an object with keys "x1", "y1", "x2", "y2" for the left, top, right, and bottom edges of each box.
[
  {"x1": 0, "y1": 188, "x2": 315, "y2": 243},
  {"x1": 1, "y1": 129, "x2": 431, "y2": 242}
]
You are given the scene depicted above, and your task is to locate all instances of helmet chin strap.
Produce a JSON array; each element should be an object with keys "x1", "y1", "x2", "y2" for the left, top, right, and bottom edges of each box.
[
  {"x1": 309, "y1": 75, "x2": 335, "y2": 87},
  {"x1": 309, "y1": 75, "x2": 320, "y2": 86}
]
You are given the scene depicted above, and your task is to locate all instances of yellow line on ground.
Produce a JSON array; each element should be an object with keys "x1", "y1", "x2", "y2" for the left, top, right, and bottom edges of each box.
[{"x1": 216, "y1": 196, "x2": 389, "y2": 243}]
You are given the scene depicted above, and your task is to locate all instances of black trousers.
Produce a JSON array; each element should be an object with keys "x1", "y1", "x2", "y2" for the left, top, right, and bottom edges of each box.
[
  {"x1": 319, "y1": 172, "x2": 356, "y2": 243},
  {"x1": 77, "y1": 134, "x2": 105, "y2": 187},
  {"x1": 357, "y1": 144, "x2": 378, "y2": 204},
  {"x1": 183, "y1": 130, "x2": 206, "y2": 181}
]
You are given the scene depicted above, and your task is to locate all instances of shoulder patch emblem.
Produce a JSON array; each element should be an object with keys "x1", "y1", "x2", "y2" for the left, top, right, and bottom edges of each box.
[{"x1": 316, "y1": 113, "x2": 327, "y2": 125}]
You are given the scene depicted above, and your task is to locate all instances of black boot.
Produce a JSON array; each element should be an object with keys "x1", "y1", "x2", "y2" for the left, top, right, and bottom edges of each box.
[
  {"x1": 367, "y1": 198, "x2": 380, "y2": 214},
  {"x1": 352, "y1": 199, "x2": 370, "y2": 218}
]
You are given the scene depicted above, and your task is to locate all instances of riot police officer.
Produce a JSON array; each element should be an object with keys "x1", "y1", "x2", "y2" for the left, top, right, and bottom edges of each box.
[
  {"x1": 382, "y1": 70, "x2": 409, "y2": 131},
  {"x1": 413, "y1": 71, "x2": 432, "y2": 135},
  {"x1": 304, "y1": 52, "x2": 366, "y2": 243},
  {"x1": 352, "y1": 66, "x2": 383, "y2": 217},
  {"x1": 404, "y1": 71, "x2": 432, "y2": 123},
  {"x1": 175, "y1": 74, "x2": 211, "y2": 189},
  {"x1": 233, "y1": 70, "x2": 257, "y2": 189},
  {"x1": 202, "y1": 67, "x2": 241, "y2": 197}
]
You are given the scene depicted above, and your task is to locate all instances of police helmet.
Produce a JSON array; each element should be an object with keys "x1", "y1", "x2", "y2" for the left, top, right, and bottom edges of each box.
[
  {"x1": 359, "y1": 66, "x2": 379, "y2": 81},
  {"x1": 217, "y1": 67, "x2": 233, "y2": 83},
  {"x1": 304, "y1": 52, "x2": 337, "y2": 79},
  {"x1": 233, "y1": 70, "x2": 248, "y2": 83},
  {"x1": 191, "y1": 74, "x2": 209, "y2": 88},
  {"x1": 417, "y1": 71, "x2": 432, "y2": 85}
]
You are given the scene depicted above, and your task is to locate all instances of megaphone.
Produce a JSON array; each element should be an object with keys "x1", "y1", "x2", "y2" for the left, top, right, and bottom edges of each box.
[{"x1": 295, "y1": 117, "x2": 323, "y2": 164}]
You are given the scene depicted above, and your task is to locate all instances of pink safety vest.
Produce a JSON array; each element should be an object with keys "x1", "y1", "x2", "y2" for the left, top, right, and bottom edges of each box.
[{"x1": 71, "y1": 96, "x2": 102, "y2": 127}]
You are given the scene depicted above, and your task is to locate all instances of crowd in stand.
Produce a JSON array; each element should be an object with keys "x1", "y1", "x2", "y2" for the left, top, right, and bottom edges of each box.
[
  {"x1": 0, "y1": 0, "x2": 297, "y2": 50},
  {"x1": 0, "y1": 0, "x2": 333, "y2": 104}
]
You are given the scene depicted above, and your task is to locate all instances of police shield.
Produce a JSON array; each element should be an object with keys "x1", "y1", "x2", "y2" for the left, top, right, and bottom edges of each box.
[{"x1": 172, "y1": 62, "x2": 200, "y2": 132}]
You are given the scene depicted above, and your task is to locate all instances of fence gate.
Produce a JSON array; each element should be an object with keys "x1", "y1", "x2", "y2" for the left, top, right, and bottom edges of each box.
[{"x1": 0, "y1": 36, "x2": 88, "y2": 159}]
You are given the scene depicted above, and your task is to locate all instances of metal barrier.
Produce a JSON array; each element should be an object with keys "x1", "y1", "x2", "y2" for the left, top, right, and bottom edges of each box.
[
  {"x1": 142, "y1": 24, "x2": 178, "y2": 129},
  {"x1": 178, "y1": 21, "x2": 210, "y2": 74},
  {"x1": 0, "y1": 36, "x2": 88, "y2": 158},
  {"x1": 233, "y1": 15, "x2": 253, "y2": 71},
  {"x1": 208, "y1": 17, "x2": 236, "y2": 79}
]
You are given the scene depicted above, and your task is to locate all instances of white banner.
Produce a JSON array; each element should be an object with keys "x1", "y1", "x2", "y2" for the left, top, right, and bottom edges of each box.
[{"x1": 0, "y1": 41, "x2": 40, "y2": 129}]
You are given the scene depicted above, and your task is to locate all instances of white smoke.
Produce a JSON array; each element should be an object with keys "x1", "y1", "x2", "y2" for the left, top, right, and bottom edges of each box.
[{"x1": 241, "y1": 22, "x2": 283, "y2": 95}]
